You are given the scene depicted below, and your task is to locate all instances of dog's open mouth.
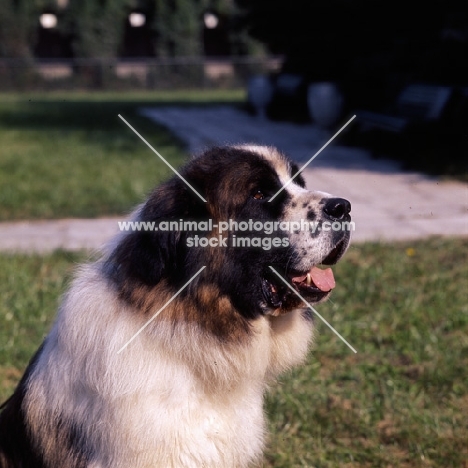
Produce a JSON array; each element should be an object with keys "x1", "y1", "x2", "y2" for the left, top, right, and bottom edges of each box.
[
  {"x1": 262, "y1": 266, "x2": 333, "y2": 310},
  {"x1": 290, "y1": 266, "x2": 335, "y2": 292},
  {"x1": 262, "y1": 238, "x2": 348, "y2": 312}
]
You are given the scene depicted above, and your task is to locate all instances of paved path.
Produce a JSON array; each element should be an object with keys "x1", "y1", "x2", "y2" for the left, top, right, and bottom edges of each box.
[
  {"x1": 0, "y1": 106, "x2": 466, "y2": 252},
  {"x1": 0, "y1": 218, "x2": 120, "y2": 253},
  {"x1": 141, "y1": 106, "x2": 468, "y2": 243}
]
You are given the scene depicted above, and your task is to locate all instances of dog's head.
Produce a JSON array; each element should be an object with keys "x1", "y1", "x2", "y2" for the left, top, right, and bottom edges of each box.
[{"x1": 104, "y1": 145, "x2": 351, "y2": 328}]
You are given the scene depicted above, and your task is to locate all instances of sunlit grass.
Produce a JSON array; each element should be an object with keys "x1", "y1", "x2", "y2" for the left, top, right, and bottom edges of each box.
[
  {"x1": 0, "y1": 90, "x2": 244, "y2": 221},
  {"x1": 0, "y1": 238, "x2": 466, "y2": 466}
]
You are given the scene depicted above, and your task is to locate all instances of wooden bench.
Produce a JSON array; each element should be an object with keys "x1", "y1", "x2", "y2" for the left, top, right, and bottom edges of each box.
[{"x1": 357, "y1": 84, "x2": 454, "y2": 133}]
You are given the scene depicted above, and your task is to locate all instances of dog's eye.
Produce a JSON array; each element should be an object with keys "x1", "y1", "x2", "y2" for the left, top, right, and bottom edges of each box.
[{"x1": 253, "y1": 190, "x2": 264, "y2": 200}]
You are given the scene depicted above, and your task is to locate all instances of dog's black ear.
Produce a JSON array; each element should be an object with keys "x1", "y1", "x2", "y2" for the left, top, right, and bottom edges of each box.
[
  {"x1": 103, "y1": 177, "x2": 207, "y2": 296},
  {"x1": 105, "y1": 227, "x2": 178, "y2": 290}
]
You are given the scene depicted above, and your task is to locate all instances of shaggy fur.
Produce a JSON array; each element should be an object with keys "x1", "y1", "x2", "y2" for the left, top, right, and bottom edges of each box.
[{"x1": 0, "y1": 145, "x2": 351, "y2": 468}]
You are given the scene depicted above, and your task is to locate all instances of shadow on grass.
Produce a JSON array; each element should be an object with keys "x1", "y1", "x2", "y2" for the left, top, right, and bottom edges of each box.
[{"x1": 0, "y1": 90, "x2": 245, "y2": 132}]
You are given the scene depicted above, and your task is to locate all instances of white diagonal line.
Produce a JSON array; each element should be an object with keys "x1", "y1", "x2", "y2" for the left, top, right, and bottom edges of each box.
[
  {"x1": 118, "y1": 114, "x2": 207, "y2": 203},
  {"x1": 117, "y1": 266, "x2": 206, "y2": 354},
  {"x1": 268, "y1": 266, "x2": 357, "y2": 353},
  {"x1": 268, "y1": 115, "x2": 356, "y2": 202}
]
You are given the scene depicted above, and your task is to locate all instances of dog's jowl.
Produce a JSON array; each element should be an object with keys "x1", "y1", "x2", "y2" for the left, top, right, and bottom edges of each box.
[{"x1": 0, "y1": 145, "x2": 351, "y2": 468}]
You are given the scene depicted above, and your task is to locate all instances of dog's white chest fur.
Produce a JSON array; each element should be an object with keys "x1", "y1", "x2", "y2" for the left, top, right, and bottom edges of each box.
[{"x1": 23, "y1": 268, "x2": 312, "y2": 468}]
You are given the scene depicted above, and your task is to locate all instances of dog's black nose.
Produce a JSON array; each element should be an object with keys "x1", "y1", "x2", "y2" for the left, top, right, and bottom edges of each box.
[{"x1": 323, "y1": 198, "x2": 351, "y2": 221}]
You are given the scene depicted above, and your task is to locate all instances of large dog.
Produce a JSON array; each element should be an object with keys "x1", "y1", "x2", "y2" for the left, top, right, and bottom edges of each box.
[{"x1": 0, "y1": 145, "x2": 351, "y2": 468}]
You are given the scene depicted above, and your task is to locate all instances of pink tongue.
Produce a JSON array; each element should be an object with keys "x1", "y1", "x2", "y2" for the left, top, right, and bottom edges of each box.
[
  {"x1": 292, "y1": 267, "x2": 336, "y2": 292},
  {"x1": 310, "y1": 267, "x2": 335, "y2": 292}
]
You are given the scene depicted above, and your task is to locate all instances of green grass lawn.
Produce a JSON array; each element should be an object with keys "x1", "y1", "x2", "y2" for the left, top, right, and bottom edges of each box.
[
  {"x1": 0, "y1": 90, "x2": 244, "y2": 221},
  {"x1": 0, "y1": 237, "x2": 466, "y2": 467}
]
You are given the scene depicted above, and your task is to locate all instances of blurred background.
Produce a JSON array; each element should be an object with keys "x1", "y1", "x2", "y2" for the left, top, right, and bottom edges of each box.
[
  {"x1": 3, "y1": 0, "x2": 468, "y2": 91},
  {"x1": 0, "y1": 0, "x2": 467, "y2": 175},
  {"x1": 0, "y1": 1, "x2": 467, "y2": 467}
]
